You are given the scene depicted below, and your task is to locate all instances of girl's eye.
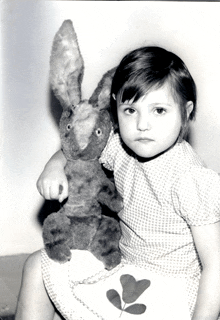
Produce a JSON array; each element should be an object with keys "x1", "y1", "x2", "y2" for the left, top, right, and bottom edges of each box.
[
  {"x1": 124, "y1": 108, "x2": 136, "y2": 115},
  {"x1": 96, "y1": 128, "x2": 102, "y2": 136},
  {"x1": 155, "y1": 108, "x2": 166, "y2": 115},
  {"x1": 66, "y1": 124, "x2": 72, "y2": 130}
]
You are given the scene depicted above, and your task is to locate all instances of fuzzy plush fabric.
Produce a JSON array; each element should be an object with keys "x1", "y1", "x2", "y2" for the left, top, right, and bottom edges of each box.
[{"x1": 43, "y1": 20, "x2": 122, "y2": 270}]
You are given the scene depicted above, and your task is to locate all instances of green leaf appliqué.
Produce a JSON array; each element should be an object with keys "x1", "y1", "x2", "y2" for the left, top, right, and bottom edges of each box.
[
  {"x1": 124, "y1": 304, "x2": 147, "y2": 315},
  {"x1": 106, "y1": 289, "x2": 122, "y2": 310}
]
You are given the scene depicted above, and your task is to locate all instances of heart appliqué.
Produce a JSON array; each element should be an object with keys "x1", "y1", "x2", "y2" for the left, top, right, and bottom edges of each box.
[
  {"x1": 106, "y1": 274, "x2": 150, "y2": 316},
  {"x1": 121, "y1": 274, "x2": 151, "y2": 303}
]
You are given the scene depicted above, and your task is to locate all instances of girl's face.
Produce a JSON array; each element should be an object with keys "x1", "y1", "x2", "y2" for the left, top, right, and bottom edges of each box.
[{"x1": 117, "y1": 83, "x2": 184, "y2": 159}]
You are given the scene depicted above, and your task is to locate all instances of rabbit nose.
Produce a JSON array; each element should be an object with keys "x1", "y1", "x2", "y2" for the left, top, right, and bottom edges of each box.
[
  {"x1": 78, "y1": 138, "x2": 88, "y2": 150},
  {"x1": 74, "y1": 123, "x2": 90, "y2": 150},
  {"x1": 73, "y1": 109, "x2": 98, "y2": 151}
]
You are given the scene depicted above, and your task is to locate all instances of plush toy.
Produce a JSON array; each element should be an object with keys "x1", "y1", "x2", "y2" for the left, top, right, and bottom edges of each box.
[{"x1": 42, "y1": 20, "x2": 123, "y2": 270}]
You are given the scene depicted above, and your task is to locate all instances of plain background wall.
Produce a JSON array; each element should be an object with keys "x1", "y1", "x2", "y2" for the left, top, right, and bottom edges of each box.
[{"x1": 1, "y1": 1, "x2": 220, "y2": 256}]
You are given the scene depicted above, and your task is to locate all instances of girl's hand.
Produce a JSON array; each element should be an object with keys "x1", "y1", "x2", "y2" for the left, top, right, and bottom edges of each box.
[{"x1": 36, "y1": 150, "x2": 68, "y2": 203}]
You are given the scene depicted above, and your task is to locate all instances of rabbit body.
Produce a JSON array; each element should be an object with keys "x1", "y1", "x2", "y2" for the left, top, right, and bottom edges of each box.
[{"x1": 42, "y1": 20, "x2": 122, "y2": 270}]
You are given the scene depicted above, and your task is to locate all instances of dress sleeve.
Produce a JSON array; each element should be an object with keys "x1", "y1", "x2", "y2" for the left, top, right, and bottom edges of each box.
[
  {"x1": 99, "y1": 130, "x2": 121, "y2": 171},
  {"x1": 172, "y1": 167, "x2": 220, "y2": 226}
]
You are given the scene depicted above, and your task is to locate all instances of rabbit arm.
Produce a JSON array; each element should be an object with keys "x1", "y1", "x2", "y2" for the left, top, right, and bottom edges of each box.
[{"x1": 97, "y1": 178, "x2": 123, "y2": 213}]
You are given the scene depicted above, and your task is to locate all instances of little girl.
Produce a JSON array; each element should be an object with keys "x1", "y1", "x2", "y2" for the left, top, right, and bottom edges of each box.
[{"x1": 16, "y1": 46, "x2": 220, "y2": 320}]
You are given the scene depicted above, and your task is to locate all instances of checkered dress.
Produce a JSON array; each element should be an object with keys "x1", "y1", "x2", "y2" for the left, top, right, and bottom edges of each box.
[{"x1": 99, "y1": 131, "x2": 220, "y2": 316}]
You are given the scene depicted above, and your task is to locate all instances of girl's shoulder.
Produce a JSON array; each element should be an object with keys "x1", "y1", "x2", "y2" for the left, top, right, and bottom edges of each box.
[
  {"x1": 177, "y1": 140, "x2": 205, "y2": 168},
  {"x1": 173, "y1": 140, "x2": 220, "y2": 197},
  {"x1": 177, "y1": 140, "x2": 219, "y2": 180},
  {"x1": 172, "y1": 144, "x2": 220, "y2": 225}
]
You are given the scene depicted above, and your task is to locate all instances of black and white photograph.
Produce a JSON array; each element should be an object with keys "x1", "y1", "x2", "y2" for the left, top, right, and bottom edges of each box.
[{"x1": 1, "y1": 1, "x2": 220, "y2": 319}]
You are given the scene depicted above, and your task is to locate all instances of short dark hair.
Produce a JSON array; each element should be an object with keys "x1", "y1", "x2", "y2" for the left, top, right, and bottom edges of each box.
[{"x1": 110, "y1": 46, "x2": 197, "y2": 137}]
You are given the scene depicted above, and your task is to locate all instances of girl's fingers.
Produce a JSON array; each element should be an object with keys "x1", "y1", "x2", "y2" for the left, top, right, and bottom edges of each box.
[
  {"x1": 36, "y1": 177, "x2": 68, "y2": 201},
  {"x1": 36, "y1": 179, "x2": 43, "y2": 195},
  {"x1": 42, "y1": 187, "x2": 52, "y2": 200},
  {"x1": 58, "y1": 182, "x2": 68, "y2": 203},
  {"x1": 49, "y1": 183, "x2": 61, "y2": 200}
]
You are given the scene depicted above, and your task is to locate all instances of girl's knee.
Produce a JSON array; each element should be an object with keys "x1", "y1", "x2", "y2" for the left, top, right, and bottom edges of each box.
[
  {"x1": 15, "y1": 250, "x2": 56, "y2": 320},
  {"x1": 21, "y1": 250, "x2": 43, "y2": 288},
  {"x1": 23, "y1": 251, "x2": 41, "y2": 277},
  {"x1": 23, "y1": 250, "x2": 41, "y2": 274}
]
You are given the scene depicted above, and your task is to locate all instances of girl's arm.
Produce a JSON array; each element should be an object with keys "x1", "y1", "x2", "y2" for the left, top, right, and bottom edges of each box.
[
  {"x1": 191, "y1": 221, "x2": 220, "y2": 320},
  {"x1": 37, "y1": 150, "x2": 68, "y2": 203}
]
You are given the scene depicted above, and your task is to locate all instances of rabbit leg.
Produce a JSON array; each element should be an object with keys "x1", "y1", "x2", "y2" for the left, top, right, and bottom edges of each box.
[
  {"x1": 43, "y1": 211, "x2": 72, "y2": 263},
  {"x1": 89, "y1": 215, "x2": 121, "y2": 270}
]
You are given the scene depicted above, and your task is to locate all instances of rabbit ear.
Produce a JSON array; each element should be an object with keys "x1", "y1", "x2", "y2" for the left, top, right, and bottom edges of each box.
[
  {"x1": 89, "y1": 67, "x2": 116, "y2": 111},
  {"x1": 50, "y1": 20, "x2": 84, "y2": 110}
]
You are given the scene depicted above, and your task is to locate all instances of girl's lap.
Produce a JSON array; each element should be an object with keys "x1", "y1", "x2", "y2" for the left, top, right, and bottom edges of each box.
[{"x1": 41, "y1": 249, "x2": 191, "y2": 320}]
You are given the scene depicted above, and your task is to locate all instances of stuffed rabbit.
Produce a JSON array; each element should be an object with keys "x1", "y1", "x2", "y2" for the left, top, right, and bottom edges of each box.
[{"x1": 43, "y1": 20, "x2": 122, "y2": 270}]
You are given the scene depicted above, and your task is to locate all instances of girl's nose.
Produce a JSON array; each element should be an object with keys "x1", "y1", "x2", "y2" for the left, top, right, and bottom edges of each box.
[{"x1": 137, "y1": 116, "x2": 151, "y2": 131}]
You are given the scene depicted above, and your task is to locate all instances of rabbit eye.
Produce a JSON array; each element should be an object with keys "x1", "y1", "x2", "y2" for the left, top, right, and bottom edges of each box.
[
  {"x1": 67, "y1": 124, "x2": 72, "y2": 130},
  {"x1": 96, "y1": 128, "x2": 102, "y2": 136}
]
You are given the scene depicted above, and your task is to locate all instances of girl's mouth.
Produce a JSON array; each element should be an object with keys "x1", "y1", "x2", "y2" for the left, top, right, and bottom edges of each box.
[{"x1": 136, "y1": 137, "x2": 154, "y2": 142}]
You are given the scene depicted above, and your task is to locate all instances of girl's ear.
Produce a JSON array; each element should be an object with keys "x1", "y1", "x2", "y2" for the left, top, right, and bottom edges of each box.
[
  {"x1": 186, "y1": 101, "x2": 194, "y2": 120},
  {"x1": 178, "y1": 101, "x2": 194, "y2": 141}
]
